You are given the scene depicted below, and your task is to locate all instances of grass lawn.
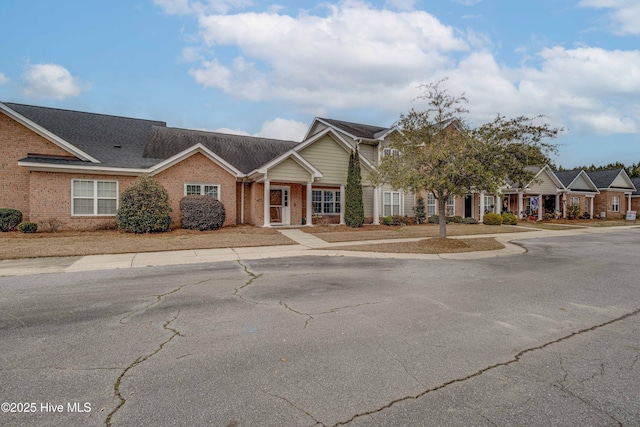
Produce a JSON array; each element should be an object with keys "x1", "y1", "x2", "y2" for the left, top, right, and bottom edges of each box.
[
  {"x1": 517, "y1": 219, "x2": 630, "y2": 230},
  {"x1": 0, "y1": 225, "x2": 296, "y2": 259},
  {"x1": 302, "y1": 223, "x2": 531, "y2": 243},
  {"x1": 329, "y1": 237, "x2": 505, "y2": 254}
]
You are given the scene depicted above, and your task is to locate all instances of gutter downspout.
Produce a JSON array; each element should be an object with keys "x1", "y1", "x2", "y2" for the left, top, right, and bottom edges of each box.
[{"x1": 240, "y1": 177, "x2": 245, "y2": 224}]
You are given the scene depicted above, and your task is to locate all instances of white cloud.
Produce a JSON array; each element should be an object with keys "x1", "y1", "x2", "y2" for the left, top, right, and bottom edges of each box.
[
  {"x1": 0, "y1": 72, "x2": 9, "y2": 84},
  {"x1": 212, "y1": 118, "x2": 307, "y2": 141},
  {"x1": 385, "y1": 0, "x2": 416, "y2": 11},
  {"x1": 255, "y1": 118, "x2": 308, "y2": 141},
  {"x1": 452, "y1": 0, "x2": 482, "y2": 5},
  {"x1": 579, "y1": 0, "x2": 640, "y2": 35},
  {"x1": 21, "y1": 64, "x2": 87, "y2": 100}
]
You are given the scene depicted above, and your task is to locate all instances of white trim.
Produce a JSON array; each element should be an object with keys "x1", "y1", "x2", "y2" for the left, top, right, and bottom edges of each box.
[
  {"x1": 250, "y1": 150, "x2": 322, "y2": 180},
  {"x1": 0, "y1": 102, "x2": 100, "y2": 163},
  {"x1": 184, "y1": 183, "x2": 220, "y2": 199},
  {"x1": 150, "y1": 143, "x2": 242, "y2": 177},
  {"x1": 382, "y1": 191, "x2": 401, "y2": 217}
]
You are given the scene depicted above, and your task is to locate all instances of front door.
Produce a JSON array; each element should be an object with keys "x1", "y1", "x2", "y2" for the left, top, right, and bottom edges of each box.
[
  {"x1": 464, "y1": 195, "x2": 473, "y2": 218},
  {"x1": 270, "y1": 186, "x2": 290, "y2": 225}
]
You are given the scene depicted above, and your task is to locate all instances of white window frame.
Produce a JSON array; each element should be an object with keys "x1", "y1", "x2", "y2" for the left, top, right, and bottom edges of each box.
[
  {"x1": 382, "y1": 147, "x2": 401, "y2": 159},
  {"x1": 570, "y1": 196, "x2": 580, "y2": 206},
  {"x1": 71, "y1": 179, "x2": 119, "y2": 216},
  {"x1": 383, "y1": 191, "x2": 401, "y2": 216},
  {"x1": 612, "y1": 195, "x2": 620, "y2": 212},
  {"x1": 483, "y1": 195, "x2": 495, "y2": 214},
  {"x1": 427, "y1": 193, "x2": 437, "y2": 216},
  {"x1": 446, "y1": 195, "x2": 455, "y2": 216},
  {"x1": 184, "y1": 183, "x2": 220, "y2": 199},
  {"x1": 312, "y1": 189, "x2": 341, "y2": 215}
]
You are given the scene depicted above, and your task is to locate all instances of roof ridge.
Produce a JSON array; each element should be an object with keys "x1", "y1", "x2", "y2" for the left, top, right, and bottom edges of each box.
[
  {"x1": 159, "y1": 125, "x2": 300, "y2": 144},
  {"x1": 320, "y1": 117, "x2": 389, "y2": 130},
  {"x1": 3, "y1": 102, "x2": 166, "y2": 125}
]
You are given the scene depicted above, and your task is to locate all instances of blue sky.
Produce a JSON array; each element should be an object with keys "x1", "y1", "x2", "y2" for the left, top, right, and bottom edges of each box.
[{"x1": 1, "y1": 0, "x2": 639, "y2": 168}]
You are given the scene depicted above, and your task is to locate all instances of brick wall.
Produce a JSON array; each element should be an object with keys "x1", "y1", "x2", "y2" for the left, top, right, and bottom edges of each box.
[
  {"x1": 0, "y1": 112, "x2": 78, "y2": 218},
  {"x1": 593, "y1": 190, "x2": 628, "y2": 219},
  {"x1": 153, "y1": 152, "x2": 237, "y2": 227}
]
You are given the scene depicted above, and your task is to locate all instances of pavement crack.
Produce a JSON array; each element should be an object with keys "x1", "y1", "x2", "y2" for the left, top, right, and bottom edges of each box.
[
  {"x1": 551, "y1": 382, "x2": 622, "y2": 426},
  {"x1": 233, "y1": 260, "x2": 265, "y2": 305},
  {"x1": 380, "y1": 347, "x2": 421, "y2": 386},
  {"x1": 106, "y1": 311, "x2": 183, "y2": 427},
  {"x1": 312, "y1": 301, "x2": 384, "y2": 316},
  {"x1": 279, "y1": 301, "x2": 314, "y2": 329},
  {"x1": 330, "y1": 307, "x2": 640, "y2": 426},
  {"x1": 120, "y1": 278, "x2": 213, "y2": 324},
  {"x1": 265, "y1": 392, "x2": 325, "y2": 426}
]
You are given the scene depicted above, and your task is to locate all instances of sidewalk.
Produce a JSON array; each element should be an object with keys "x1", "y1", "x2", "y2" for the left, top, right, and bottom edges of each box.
[{"x1": 1, "y1": 225, "x2": 637, "y2": 277}]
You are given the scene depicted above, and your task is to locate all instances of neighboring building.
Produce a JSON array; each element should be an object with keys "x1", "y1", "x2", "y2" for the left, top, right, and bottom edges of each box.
[
  {"x1": 554, "y1": 169, "x2": 600, "y2": 218},
  {"x1": 629, "y1": 177, "x2": 640, "y2": 217},
  {"x1": 586, "y1": 169, "x2": 636, "y2": 219},
  {"x1": 502, "y1": 165, "x2": 567, "y2": 220}
]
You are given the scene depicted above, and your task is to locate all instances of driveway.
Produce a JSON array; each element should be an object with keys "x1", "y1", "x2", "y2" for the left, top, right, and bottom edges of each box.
[{"x1": 1, "y1": 231, "x2": 639, "y2": 426}]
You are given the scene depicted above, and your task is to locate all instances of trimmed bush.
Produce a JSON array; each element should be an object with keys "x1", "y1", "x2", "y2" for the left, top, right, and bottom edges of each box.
[
  {"x1": 117, "y1": 175, "x2": 172, "y2": 233},
  {"x1": 180, "y1": 195, "x2": 226, "y2": 230},
  {"x1": 483, "y1": 212, "x2": 503, "y2": 225},
  {"x1": 344, "y1": 148, "x2": 365, "y2": 227},
  {"x1": 501, "y1": 212, "x2": 518, "y2": 225},
  {"x1": 0, "y1": 208, "x2": 22, "y2": 232},
  {"x1": 449, "y1": 215, "x2": 464, "y2": 223},
  {"x1": 40, "y1": 218, "x2": 62, "y2": 233},
  {"x1": 414, "y1": 196, "x2": 426, "y2": 224},
  {"x1": 381, "y1": 216, "x2": 394, "y2": 226},
  {"x1": 428, "y1": 214, "x2": 440, "y2": 224},
  {"x1": 17, "y1": 222, "x2": 38, "y2": 233},
  {"x1": 462, "y1": 217, "x2": 478, "y2": 224}
]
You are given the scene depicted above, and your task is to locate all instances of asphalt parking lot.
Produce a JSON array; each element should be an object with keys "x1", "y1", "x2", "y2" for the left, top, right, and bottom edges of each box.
[{"x1": 1, "y1": 231, "x2": 639, "y2": 426}]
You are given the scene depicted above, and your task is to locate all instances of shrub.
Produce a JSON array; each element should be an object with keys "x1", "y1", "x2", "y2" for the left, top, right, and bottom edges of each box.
[
  {"x1": 381, "y1": 216, "x2": 394, "y2": 226},
  {"x1": 414, "y1": 196, "x2": 426, "y2": 224},
  {"x1": 462, "y1": 217, "x2": 478, "y2": 224},
  {"x1": 580, "y1": 212, "x2": 591, "y2": 219},
  {"x1": 344, "y1": 148, "x2": 365, "y2": 227},
  {"x1": 449, "y1": 215, "x2": 464, "y2": 223},
  {"x1": 501, "y1": 212, "x2": 518, "y2": 225},
  {"x1": 483, "y1": 212, "x2": 503, "y2": 225},
  {"x1": 428, "y1": 214, "x2": 440, "y2": 224},
  {"x1": 117, "y1": 175, "x2": 172, "y2": 233},
  {"x1": 0, "y1": 208, "x2": 22, "y2": 232},
  {"x1": 40, "y1": 218, "x2": 62, "y2": 233},
  {"x1": 17, "y1": 222, "x2": 38, "y2": 233},
  {"x1": 180, "y1": 195, "x2": 226, "y2": 230}
]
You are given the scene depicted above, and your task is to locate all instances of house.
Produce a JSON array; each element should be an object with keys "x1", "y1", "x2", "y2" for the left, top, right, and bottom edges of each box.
[
  {"x1": 0, "y1": 102, "x2": 417, "y2": 230},
  {"x1": 632, "y1": 177, "x2": 640, "y2": 214},
  {"x1": 586, "y1": 169, "x2": 636, "y2": 219},
  {"x1": 501, "y1": 165, "x2": 567, "y2": 220},
  {"x1": 553, "y1": 169, "x2": 600, "y2": 218}
]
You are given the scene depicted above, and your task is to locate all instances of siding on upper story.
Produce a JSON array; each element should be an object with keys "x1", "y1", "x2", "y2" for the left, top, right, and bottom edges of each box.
[
  {"x1": 526, "y1": 169, "x2": 562, "y2": 194},
  {"x1": 267, "y1": 158, "x2": 313, "y2": 183},
  {"x1": 298, "y1": 134, "x2": 350, "y2": 185}
]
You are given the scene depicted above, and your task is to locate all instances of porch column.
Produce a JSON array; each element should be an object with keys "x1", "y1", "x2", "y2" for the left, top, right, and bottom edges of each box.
[
  {"x1": 263, "y1": 180, "x2": 271, "y2": 227},
  {"x1": 306, "y1": 182, "x2": 313, "y2": 226},
  {"x1": 339, "y1": 184, "x2": 345, "y2": 225},
  {"x1": 538, "y1": 194, "x2": 543, "y2": 221},
  {"x1": 373, "y1": 186, "x2": 380, "y2": 225},
  {"x1": 628, "y1": 193, "x2": 632, "y2": 212},
  {"x1": 555, "y1": 194, "x2": 560, "y2": 217},
  {"x1": 518, "y1": 193, "x2": 524, "y2": 218},
  {"x1": 479, "y1": 192, "x2": 485, "y2": 222},
  {"x1": 589, "y1": 196, "x2": 594, "y2": 218},
  {"x1": 562, "y1": 195, "x2": 567, "y2": 219},
  {"x1": 495, "y1": 195, "x2": 501, "y2": 214}
]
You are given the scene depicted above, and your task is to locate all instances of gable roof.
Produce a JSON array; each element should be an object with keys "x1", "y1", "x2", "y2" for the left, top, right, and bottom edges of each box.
[
  {"x1": 143, "y1": 126, "x2": 298, "y2": 174},
  {"x1": 632, "y1": 177, "x2": 640, "y2": 196},
  {"x1": 4, "y1": 102, "x2": 165, "y2": 168},
  {"x1": 554, "y1": 169, "x2": 599, "y2": 193},
  {"x1": 314, "y1": 118, "x2": 391, "y2": 140},
  {"x1": 586, "y1": 168, "x2": 635, "y2": 190}
]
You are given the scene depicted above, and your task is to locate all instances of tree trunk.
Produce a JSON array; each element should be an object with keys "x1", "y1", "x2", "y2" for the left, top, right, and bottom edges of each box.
[{"x1": 438, "y1": 196, "x2": 447, "y2": 238}]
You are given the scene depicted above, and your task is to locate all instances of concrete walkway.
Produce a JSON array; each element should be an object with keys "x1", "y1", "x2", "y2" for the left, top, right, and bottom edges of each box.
[{"x1": 0, "y1": 225, "x2": 638, "y2": 277}]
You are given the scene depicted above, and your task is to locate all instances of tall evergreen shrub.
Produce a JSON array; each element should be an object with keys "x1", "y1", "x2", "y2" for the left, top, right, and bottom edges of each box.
[
  {"x1": 344, "y1": 147, "x2": 365, "y2": 227},
  {"x1": 117, "y1": 175, "x2": 172, "y2": 233},
  {"x1": 414, "y1": 196, "x2": 426, "y2": 224}
]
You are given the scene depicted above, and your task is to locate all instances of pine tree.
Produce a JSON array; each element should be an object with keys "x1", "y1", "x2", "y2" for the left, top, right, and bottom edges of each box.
[{"x1": 344, "y1": 147, "x2": 365, "y2": 227}]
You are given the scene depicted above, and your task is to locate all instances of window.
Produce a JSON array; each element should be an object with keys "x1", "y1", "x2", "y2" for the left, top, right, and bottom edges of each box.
[
  {"x1": 312, "y1": 189, "x2": 340, "y2": 214},
  {"x1": 72, "y1": 180, "x2": 118, "y2": 216},
  {"x1": 382, "y1": 147, "x2": 401, "y2": 158},
  {"x1": 383, "y1": 191, "x2": 401, "y2": 216},
  {"x1": 570, "y1": 196, "x2": 580, "y2": 206},
  {"x1": 446, "y1": 195, "x2": 455, "y2": 216},
  {"x1": 185, "y1": 183, "x2": 220, "y2": 199},
  {"x1": 427, "y1": 193, "x2": 437, "y2": 216},
  {"x1": 612, "y1": 196, "x2": 620, "y2": 212},
  {"x1": 484, "y1": 195, "x2": 495, "y2": 214}
]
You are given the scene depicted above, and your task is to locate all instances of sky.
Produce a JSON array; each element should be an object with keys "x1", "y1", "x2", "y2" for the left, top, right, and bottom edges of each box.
[{"x1": 1, "y1": 0, "x2": 639, "y2": 168}]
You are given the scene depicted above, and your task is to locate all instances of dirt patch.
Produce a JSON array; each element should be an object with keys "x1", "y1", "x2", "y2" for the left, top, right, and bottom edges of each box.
[
  {"x1": 0, "y1": 225, "x2": 295, "y2": 259},
  {"x1": 303, "y1": 223, "x2": 529, "y2": 243},
  {"x1": 330, "y1": 237, "x2": 505, "y2": 254}
]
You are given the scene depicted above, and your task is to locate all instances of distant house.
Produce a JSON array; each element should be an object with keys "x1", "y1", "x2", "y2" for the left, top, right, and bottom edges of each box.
[
  {"x1": 630, "y1": 177, "x2": 640, "y2": 215},
  {"x1": 586, "y1": 169, "x2": 636, "y2": 219},
  {"x1": 554, "y1": 169, "x2": 600, "y2": 218}
]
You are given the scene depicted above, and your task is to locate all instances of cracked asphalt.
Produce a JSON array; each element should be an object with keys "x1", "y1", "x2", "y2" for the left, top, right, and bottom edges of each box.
[{"x1": 1, "y1": 231, "x2": 640, "y2": 426}]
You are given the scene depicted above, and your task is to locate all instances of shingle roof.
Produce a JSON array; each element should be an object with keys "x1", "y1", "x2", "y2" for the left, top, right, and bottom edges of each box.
[
  {"x1": 632, "y1": 177, "x2": 640, "y2": 196},
  {"x1": 143, "y1": 126, "x2": 299, "y2": 174},
  {"x1": 553, "y1": 169, "x2": 582, "y2": 187},
  {"x1": 5, "y1": 102, "x2": 166, "y2": 168},
  {"x1": 586, "y1": 168, "x2": 628, "y2": 189},
  {"x1": 319, "y1": 118, "x2": 390, "y2": 139}
]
